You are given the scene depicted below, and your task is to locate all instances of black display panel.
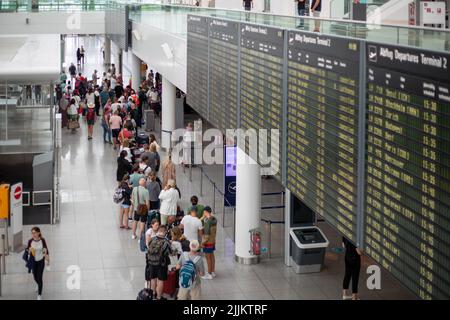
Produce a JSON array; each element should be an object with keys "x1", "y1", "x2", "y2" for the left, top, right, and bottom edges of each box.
[
  {"x1": 286, "y1": 31, "x2": 361, "y2": 243},
  {"x1": 186, "y1": 15, "x2": 209, "y2": 118},
  {"x1": 365, "y1": 42, "x2": 450, "y2": 300},
  {"x1": 239, "y1": 24, "x2": 284, "y2": 176},
  {"x1": 208, "y1": 19, "x2": 239, "y2": 132}
]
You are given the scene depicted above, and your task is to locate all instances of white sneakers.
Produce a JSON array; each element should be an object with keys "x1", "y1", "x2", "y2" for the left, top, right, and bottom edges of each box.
[
  {"x1": 132, "y1": 234, "x2": 137, "y2": 240},
  {"x1": 201, "y1": 273, "x2": 213, "y2": 280},
  {"x1": 211, "y1": 272, "x2": 216, "y2": 278},
  {"x1": 342, "y1": 295, "x2": 353, "y2": 300},
  {"x1": 37, "y1": 295, "x2": 42, "y2": 300}
]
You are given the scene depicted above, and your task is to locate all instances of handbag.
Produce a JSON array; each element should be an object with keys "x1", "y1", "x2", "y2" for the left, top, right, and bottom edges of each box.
[
  {"x1": 68, "y1": 120, "x2": 80, "y2": 129},
  {"x1": 136, "y1": 186, "x2": 148, "y2": 215}
]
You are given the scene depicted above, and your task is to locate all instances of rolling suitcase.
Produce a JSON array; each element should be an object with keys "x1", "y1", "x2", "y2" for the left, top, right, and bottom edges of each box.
[
  {"x1": 136, "y1": 132, "x2": 150, "y2": 147},
  {"x1": 163, "y1": 269, "x2": 178, "y2": 298}
]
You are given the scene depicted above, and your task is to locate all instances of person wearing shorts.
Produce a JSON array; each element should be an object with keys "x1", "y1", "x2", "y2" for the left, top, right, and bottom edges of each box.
[
  {"x1": 146, "y1": 226, "x2": 171, "y2": 300},
  {"x1": 109, "y1": 110, "x2": 123, "y2": 150},
  {"x1": 131, "y1": 178, "x2": 150, "y2": 240},
  {"x1": 200, "y1": 206, "x2": 217, "y2": 280}
]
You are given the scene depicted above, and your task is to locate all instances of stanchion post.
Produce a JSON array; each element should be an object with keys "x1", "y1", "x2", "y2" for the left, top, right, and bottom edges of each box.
[
  {"x1": 1, "y1": 234, "x2": 6, "y2": 274},
  {"x1": 212, "y1": 183, "x2": 216, "y2": 213},
  {"x1": 189, "y1": 164, "x2": 192, "y2": 182},
  {"x1": 268, "y1": 222, "x2": 272, "y2": 259},
  {"x1": 199, "y1": 168, "x2": 202, "y2": 194}
]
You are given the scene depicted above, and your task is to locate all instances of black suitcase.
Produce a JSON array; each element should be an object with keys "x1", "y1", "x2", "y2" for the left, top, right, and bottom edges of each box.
[
  {"x1": 137, "y1": 288, "x2": 153, "y2": 301},
  {"x1": 136, "y1": 132, "x2": 150, "y2": 147}
]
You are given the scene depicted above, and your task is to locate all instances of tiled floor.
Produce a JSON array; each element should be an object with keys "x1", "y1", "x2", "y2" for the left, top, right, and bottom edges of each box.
[{"x1": 0, "y1": 36, "x2": 417, "y2": 300}]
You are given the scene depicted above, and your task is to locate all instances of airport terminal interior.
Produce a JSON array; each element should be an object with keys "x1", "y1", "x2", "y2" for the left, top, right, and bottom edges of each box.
[{"x1": 0, "y1": 0, "x2": 449, "y2": 301}]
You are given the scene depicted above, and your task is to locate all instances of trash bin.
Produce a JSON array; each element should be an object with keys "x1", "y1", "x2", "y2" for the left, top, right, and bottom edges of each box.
[{"x1": 290, "y1": 226, "x2": 329, "y2": 273}]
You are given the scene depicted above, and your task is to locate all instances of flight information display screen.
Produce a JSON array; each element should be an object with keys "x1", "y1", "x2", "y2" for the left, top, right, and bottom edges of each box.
[
  {"x1": 365, "y1": 42, "x2": 450, "y2": 299},
  {"x1": 208, "y1": 18, "x2": 239, "y2": 132},
  {"x1": 186, "y1": 15, "x2": 209, "y2": 118},
  {"x1": 286, "y1": 31, "x2": 361, "y2": 243},
  {"x1": 239, "y1": 24, "x2": 284, "y2": 175}
]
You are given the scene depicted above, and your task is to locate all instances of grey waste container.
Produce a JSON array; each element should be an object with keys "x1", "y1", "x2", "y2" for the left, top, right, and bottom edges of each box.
[{"x1": 290, "y1": 226, "x2": 329, "y2": 274}]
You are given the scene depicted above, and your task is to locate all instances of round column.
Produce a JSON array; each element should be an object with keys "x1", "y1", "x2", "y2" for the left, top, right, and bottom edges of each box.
[
  {"x1": 235, "y1": 146, "x2": 261, "y2": 264},
  {"x1": 161, "y1": 76, "x2": 176, "y2": 150}
]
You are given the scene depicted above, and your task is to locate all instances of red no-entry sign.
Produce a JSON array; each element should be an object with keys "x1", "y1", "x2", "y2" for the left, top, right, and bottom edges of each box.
[{"x1": 14, "y1": 186, "x2": 22, "y2": 200}]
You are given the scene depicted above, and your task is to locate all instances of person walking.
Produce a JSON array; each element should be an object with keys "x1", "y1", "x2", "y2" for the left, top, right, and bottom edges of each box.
[
  {"x1": 76, "y1": 48, "x2": 81, "y2": 66},
  {"x1": 80, "y1": 45, "x2": 85, "y2": 64},
  {"x1": 161, "y1": 154, "x2": 176, "y2": 188},
  {"x1": 180, "y1": 208, "x2": 203, "y2": 243},
  {"x1": 26, "y1": 227, "x2": 50, "y2": 300},
  {"x1": 146, "y1": 226, "x2": 172, "y2": 300},
  {"x1": 342, "y1": 236, "x2": 363, "y2": 300},
  {"x1": 131, "y1": 178, "x2": 150, "y2": 240},
  {"x1": 119, "y1": 174, "x2": 132, "y2": 229},
  {"x1": 200, "y1": 206, "x2": 217, "y2": 280},
  {"x1": 159, "y1": 179, "x2": 180, "y2": 226},
  {"x1": 86, "y1": 102, "x2": 96, "y2": 140},
  {"x1": 176, "y1": 240, "x2": 205, "y2": 300},
  {"x1": 69, "y1": 63, "x2": 77, "y2": 84}
]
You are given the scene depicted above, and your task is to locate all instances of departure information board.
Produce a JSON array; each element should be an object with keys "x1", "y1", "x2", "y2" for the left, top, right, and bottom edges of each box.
[
  {"x1": 365, "y1": 43, "x2": 450, "y2": 300},
  {"x1": 187, "y1": 16, "x2": 209, "y2": 118},
  {"x1": 208, "y1": 19, "x2": 239, "y2": 132},
  {"x1": 239, "y1": 24, "x2": 284, "y2": 175},
  {"x1": 286, "y1": 31, "x2": 361, "y2": 243}
]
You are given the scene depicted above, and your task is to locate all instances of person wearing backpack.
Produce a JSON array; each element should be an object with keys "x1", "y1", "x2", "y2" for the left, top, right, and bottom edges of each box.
[
  {"x1": 146, "y1": 226, "x2": 172, "y2": 300},
  {"x1": 86, "y1": 102, "x2": 96, "y2": 140},
  {"x1": 118, "y1": 175, "x2": 132, "y2": 229},
  {"x1": 176, "y1": 240, "x2": 204, "y2": 300}
]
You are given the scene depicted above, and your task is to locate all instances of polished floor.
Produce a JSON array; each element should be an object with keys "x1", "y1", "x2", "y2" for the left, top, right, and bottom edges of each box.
[{"x1": 0, "y1": 36, "x2": 417, "y2": 300}]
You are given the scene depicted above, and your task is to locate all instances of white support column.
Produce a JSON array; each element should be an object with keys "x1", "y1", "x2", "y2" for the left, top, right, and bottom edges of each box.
[
  {"x1": 104, "y1": 38, "x2": 111, "y2": 66},
  {"x1": 131, "y1": 51, "x2": 142, "y2": 92},
  {"x1": 161, "y1": 76, "x2": 176, "y2": 150},
  {"x1": 235, "y1": 146, "x2": 261, "y2": 264}
]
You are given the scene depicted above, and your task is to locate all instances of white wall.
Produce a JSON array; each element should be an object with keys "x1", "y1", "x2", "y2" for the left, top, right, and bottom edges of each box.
[
  {"x1": 130, "y1": 21, "x2": 187, "y2": 92},
  {"x1": 0, "y1": 12, "x2": 105, "y2": 35}
]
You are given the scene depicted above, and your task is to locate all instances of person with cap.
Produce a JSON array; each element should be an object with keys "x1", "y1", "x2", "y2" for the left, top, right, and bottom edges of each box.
[
  {"x1": 201, "y1": 206, "x2": 217, "y2": 280},
  {"x1": 158, "y1": 179, "x2": 180, "y2": 226},
  {"x1": 175, "y1": 239, "x2": 205, "y2": 300},
  {"x1": 86, "y1": 102, "x2": 96, "y2": 140}
]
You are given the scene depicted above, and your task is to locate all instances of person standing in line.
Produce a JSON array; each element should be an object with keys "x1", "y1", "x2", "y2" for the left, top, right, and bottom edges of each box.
[
  {"x1": 243, "y1": 0, "x2": 253, "y2": 11},
  {"x1": 342, "y1": 236, "x2": 363, "y2": 300},
  {"x1": 146, "y1": 171, "x2": 162, "y2": 211},
  {"x1": 180, "y1": 208, "x2": 203, "y2": 243},
  {"x1": 117, "y1": 150, "x2": 132, "y2": 184},
  {"x1": 176, "y1": 240, "x2": 205, "y2": 300},
  {"x1": 186, "y1": 195, "x2": 205, "y2": 220},
  {"x1": 311, "y1": 0, "x2": 322, "y2": 32},
  {"x1": 109, "y1": 110, "x2": 123, "y2": 150},
  {"x1": 201, "y1": 206, "x2": 217, "y2": 280},
  {"x1": 92, "y1": 70, "x2": 99, "y2": 87},
  {"x1": 26, "y1": 227, "x2": 50, "y2": 300},
  {"x1": 159, "y1": 179, "x2": 180, "y2": 226},
  {"x1": 131, "y1": 178, "x2": 150, "y2": 240},
  {"x1": 69, "y1": 63, "x2": 77, "y2": 84},
  {"x1": 296, "y1": 0, "x2": 306, "y2": 27},
  {"x1": 146, "y1": 225, "x2": 172, "y2": 300},
  {"x1": 130, "y1": 164, "x2": 145, "y2": 188},
  {"x1": 161, "y1": 153, "x2": 176, "y2": 188},
  {"x1": 119, "y1": 174, "x2": 132, "y2": 229}
]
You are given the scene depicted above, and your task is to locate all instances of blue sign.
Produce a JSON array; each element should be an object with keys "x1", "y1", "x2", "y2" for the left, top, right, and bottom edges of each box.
[{"x1": 224, "y1": 146, "x2": 236, "y2": 207}]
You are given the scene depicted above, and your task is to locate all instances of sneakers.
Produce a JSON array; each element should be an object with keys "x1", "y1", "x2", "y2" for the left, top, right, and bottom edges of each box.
[
  {"x1": 37, "y1": 295, "x2": 42, "y2": 300},
  {"x1": 132, "y1": 234, "x2": 137, "y2": 240},
  {"x1": 211, "y1": 272, "x2": 216, "y2": 278},
  {"x1": 342, "y1": 295, "x2": 353, "y2": 300},
  {"x1": 201, "y1": 273, "x2": 213, "y2": 280}
]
